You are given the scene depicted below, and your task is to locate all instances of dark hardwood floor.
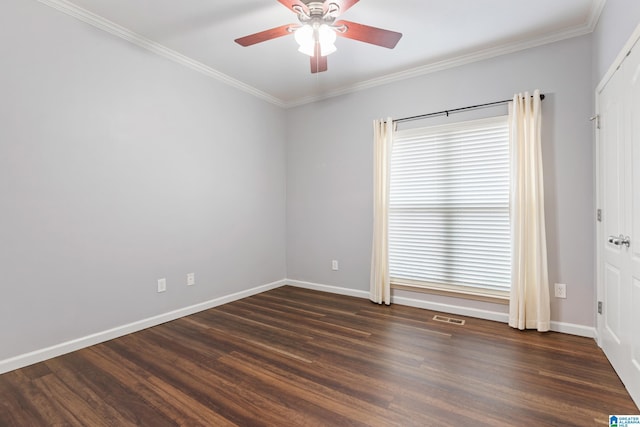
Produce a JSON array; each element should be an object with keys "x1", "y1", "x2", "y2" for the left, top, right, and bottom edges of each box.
[{"x1": 1, "y1": 286, "x2": 637, "y2": 426}]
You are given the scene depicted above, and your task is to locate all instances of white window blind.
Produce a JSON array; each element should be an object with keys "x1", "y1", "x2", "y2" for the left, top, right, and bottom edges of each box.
[{"x1": 389, "y1": 116, "x2": 511, "y2": 294}]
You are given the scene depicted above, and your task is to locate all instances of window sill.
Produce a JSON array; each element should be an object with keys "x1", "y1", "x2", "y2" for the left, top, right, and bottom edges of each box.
[{"x1": 391, "y1": 280, "x2": 510, "y2": 305}]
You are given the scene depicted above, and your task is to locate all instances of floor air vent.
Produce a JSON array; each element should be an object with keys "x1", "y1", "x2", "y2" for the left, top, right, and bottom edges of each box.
[{"x1": 433, "y1": 315, "x2": 465, "y2": 326}]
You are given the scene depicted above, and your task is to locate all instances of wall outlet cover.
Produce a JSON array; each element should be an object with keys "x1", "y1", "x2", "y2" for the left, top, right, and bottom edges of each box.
[
  {"x1": 157, "y1": 278, "x2": 167, "y2": 293},
  {"x1": 554, "y1": 283, "x2": 567, "y2": 299}
]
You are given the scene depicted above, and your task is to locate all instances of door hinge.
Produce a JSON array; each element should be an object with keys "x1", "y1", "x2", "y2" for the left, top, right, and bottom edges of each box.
[
  {"x1": 597, "y1": 209, "x2": 602, "y2": 222},
  {"x1": 598, "y1": 301, "x2": 603, "y2": 315},
  {"x1": 590, "y1": 114, "x2": 600, "y2": 129}
]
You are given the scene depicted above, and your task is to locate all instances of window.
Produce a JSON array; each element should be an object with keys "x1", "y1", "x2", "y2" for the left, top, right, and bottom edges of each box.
[{"x1": 389, "y1": 116, "x2": 510, "y2": 299}]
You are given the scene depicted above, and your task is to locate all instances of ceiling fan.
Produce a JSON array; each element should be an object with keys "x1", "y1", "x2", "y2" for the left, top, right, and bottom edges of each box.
[{"x1": 234, "y1": 0, "x2": 403, "y2": 73}]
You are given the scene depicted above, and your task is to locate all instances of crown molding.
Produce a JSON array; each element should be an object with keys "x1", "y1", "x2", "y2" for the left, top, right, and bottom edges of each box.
[
  {"x1": 37, "y1": 0, "x2": 285, "y2": 108},
  {"x1": 588, "y1": 0, "x2": 607, "y2": 32},
  {"x1": 38, "y1": 0, "x2": 606, "y2": 109},
  {"x1": 284, "y1": 14, "x2": 602, "y2": 108}
]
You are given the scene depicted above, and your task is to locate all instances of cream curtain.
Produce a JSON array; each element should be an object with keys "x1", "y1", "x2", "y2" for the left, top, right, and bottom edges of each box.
[
  {"x1": 370, "y1": 118, "x2": 394, "y2": 305},
  {"x1": 508, "y1": 90, "x2": 550, "y2": 331}
]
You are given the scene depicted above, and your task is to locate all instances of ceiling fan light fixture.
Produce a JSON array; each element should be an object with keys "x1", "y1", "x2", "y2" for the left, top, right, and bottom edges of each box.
[
  {"x1": 297, "y1": 43, "x2": 315, "y2": 56},
  {"x1": 294, "y1": 23, "x2": 337, "y2": 57},
  {"x1": 294, "y1": 24, "x2": 313, "y2": 47},
  {"x1": 295, "y1": 24, "x2": 315, "y2": 56},
  {"x1": 318, "y1": 24, "x2": 337, "y2": 56},
  {"x1": 320, "y1": 42, "x2": 337, "y2": 56},
  {"x1": 235, "y1": 0, "x2": 403, "y2": 73}
]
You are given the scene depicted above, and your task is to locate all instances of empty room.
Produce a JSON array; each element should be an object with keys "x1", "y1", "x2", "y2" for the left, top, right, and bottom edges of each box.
[{"x1": 1, "y1": 0, "x2": 640, "y2": 425}]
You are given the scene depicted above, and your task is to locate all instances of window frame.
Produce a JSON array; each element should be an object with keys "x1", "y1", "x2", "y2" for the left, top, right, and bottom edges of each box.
[{"x1": 388, "y1": 115, "x2": 511, "y2": 302}]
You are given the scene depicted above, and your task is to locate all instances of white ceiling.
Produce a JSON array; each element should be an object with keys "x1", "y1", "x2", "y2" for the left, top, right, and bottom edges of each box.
[{"x1": 42, "y1": 0, "x2": 604, "y2": 107}]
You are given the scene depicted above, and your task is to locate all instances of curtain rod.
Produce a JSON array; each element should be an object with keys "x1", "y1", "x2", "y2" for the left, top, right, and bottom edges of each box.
[{"x1": 394, "y1": 94, "x2": 545, "y2": 124}]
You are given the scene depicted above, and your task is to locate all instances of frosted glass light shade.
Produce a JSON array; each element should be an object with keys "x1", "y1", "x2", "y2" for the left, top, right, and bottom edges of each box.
[
  {"x1": 318, "y1": 24, "x2": 336, "y2": 46},
  {"x1": 294, "y1": 25, "x2": 313, "y2": 46},
  {"x1": 294, "y1": 24, "x2": 337, "y2": 57},
  {"x1": 318, "y1": 24, "x2": 337, "y2": 56},
  {"x1": 298, "y1": 43, "x2": 315, "y2": 56}
]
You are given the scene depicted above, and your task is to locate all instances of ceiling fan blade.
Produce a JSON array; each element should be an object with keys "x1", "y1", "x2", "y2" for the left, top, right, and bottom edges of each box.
[
  {"x1": 335, "y1": 20, "x2": 402, "y2": 49},
  {"x1": 277, "y1": 0, "x2": 308, "y2": 13},
  {"x1": 311, "y1": 56, "x2": 328, "y2": 73},
  {"x1": 311, "y1": 43, "x2": 328, "y2": 73},
  {"x1": 234, "y1": 24, "x2": 295, "y2": 47}
]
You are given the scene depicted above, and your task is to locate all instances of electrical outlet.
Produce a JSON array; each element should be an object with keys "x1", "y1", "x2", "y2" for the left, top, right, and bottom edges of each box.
[
  {"x1": 187, "y1": 273, "x2": 195, "y2": 286},
  {"x1": 332, "y1": 260, "x2": 339, "y2": 271},
  {"x1": 554, "y1": 283, "x2": 567, "y2": 299},
  {"x1": 157, "y1": 278, "x2": 167, "y2": 293}
]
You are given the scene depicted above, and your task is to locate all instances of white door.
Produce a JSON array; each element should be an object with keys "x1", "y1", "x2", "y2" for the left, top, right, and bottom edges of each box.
[
  {"x1": 627, "y1": 40, "x2": 640, "y2": 408},
  {"x1": 597, "y1": 36, "x2": 640, "y2": 408}
]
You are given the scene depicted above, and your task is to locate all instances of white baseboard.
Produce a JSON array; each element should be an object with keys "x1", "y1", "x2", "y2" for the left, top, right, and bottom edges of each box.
[
  {"x1": 286, "y1": 279, "x2": 510, "y2": 322},
  {"x1": 0, "y1": 279, "x2": 287, "y2": 375},
  {"x1": 285, "y1": 279, "x2": 370, "y2": 299},
  {"x1": 549, "y1": 321, "x2": 596, "y2": 339},
  {"x1": 286, "y1": 279, "x2": 596, "y2": 338},
  {"x1": 391, "y1": 294, "x2": 510, "y2": 323},
  {"x1": 2, "y1": 278, "x2": 597, "y2": 374}
]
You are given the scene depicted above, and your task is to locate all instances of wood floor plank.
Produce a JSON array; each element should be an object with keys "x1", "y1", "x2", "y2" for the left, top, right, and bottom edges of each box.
[
  {"x1": 57, "y1": 351, "x2": 178, "y2": 427},
  {"x1": 13, "y1": 369, "x2": 90, "y2": 426},
  {"x1": 83, "y1": 345, "x2": 235, "y2": 426},
  {"x1": 186, "y1": 311, "x2": 319, "y2": 363},
  {"x1": 41, "y1": 357, "x2": 137, "y2": 427},
  {"x1": 31, "y1": 373, "x2": 112, "y2": 427},
  {"x1": 1, "y1": 285, "x2": 637, "y2": 426},
  {"x1": 217, "y1": 351, "x2": 385, "y2": 427},
  {"x1": 0, "y1": 372, "x2": 51, "y2": 426},
  {"x1": 107, "y1": 333, "x2": 309, "y2": 426}
]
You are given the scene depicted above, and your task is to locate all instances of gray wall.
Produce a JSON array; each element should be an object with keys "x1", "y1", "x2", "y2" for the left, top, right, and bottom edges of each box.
[
  {"x1": 0, "y1": 0, "x2": 287, "y2": 360},
  {"x1": 286, "y1": 35, "x2": 595, "y2": 327},
  {"x1": 5, "y1": 0, "x2": 640, "y2": 364}
]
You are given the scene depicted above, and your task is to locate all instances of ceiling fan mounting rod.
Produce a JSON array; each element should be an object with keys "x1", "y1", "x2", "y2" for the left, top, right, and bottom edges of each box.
[
  {"x1": 296, "y1": 1, "x2": 340, "y2": 25},
  {"x1": 307, "y1": 2, "x2": 326, "y2": 16}
]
